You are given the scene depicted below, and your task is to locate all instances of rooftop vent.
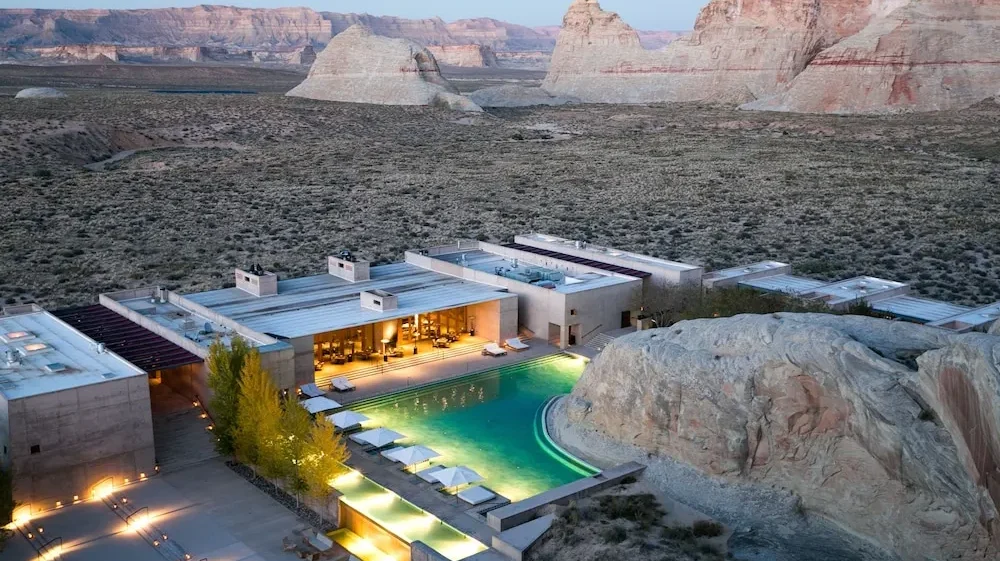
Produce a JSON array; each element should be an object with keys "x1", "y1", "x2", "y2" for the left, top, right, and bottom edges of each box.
[
  {"x1": 328, "y1": 254, "x2": 370, "y2": 283},
  {"x1": 44, "y1": 362, "x2": 67, "y2": 373},
  {"x1": 101, "y1": 372, "x2": 117, "y2": 380},
  {"x1": 360, "y1": 289, "x2": 398, "y2": 313},
  {"x1": 235, "y1": 265, "x2": 278, "y2": 297},
  {"x1": 3, "y1": 349, "x2": 20, "y2": 367}
]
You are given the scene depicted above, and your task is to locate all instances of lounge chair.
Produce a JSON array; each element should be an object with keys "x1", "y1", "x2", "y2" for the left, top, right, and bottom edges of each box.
[
  {"x1": 457, "y1": 485, "x2": 496, "y2": 506},
  {"x1": 299, "y1": 383, "x2": 324, "y2": 398},
  {"x1": 416, "y1": 464, "x2": 446, "y2": 483},
  {"x1": 379, "y1": 446, "x2": 405, "y2": 461},
  {"x1": 505, "y1": 338, "x2": 530, "y2": 351},
  {"x1": 482, "y1": 343, "x2": 507, "y2": 357},
  {"x1": 331, "y1": 377, "x2": 356, "y2": 392}
]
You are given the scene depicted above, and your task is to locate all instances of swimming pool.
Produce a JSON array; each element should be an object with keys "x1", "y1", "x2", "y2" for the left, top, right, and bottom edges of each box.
[{"x1": 351, "y1": 354, "x2": 596, "y2": 501}]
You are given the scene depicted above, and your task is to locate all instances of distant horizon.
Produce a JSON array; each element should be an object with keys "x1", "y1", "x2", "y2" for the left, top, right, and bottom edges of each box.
[{"x1": 0, "y1": 1, "x2": 705, "y2": 31}]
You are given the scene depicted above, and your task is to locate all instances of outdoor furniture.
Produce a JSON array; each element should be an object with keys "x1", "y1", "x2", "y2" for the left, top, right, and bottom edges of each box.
[
  {"x1": 352, "y1": 427, "x2": 405, "y2": 448},
  {"x1": 328, "y1": 410, "x2": 368, "y2": 431},
  {"x1": 332, "y1": 355, "x2": 347, "y2": 365},
  {"x1": 457, "y1": 485, "x2": 496, "y2": 506},
  {"x1": 386, "y1": 348, "x2": 404, "y2": 358},
  {"x1": 482, "y1": 343, "x2": 507, "y2": 357},
  {"x1": 282, "y1": 536, "x2": 297, "y2": 551},
  {"x1": 431, "y1": 466, "x2": 484, "y2": 490},
  {"x1": 300, "y1": 396, "x2": 342, "y2": 415},
  {"x1": 331, "y1": 377, "x2": 356, "y2": 392},
  {"x1": 433, "y1": 338, "x2": 450, "y2": 349},
  {"x1": 299, "y1": 383, "x2": 325, "y2": 399},
  {"x1": 505, "y1": 338, "x2": 530, "y2": 351},
  {"x1": 380, "y1": 446, "x2": 406, "y2": 461},
  {"x1": 387, "y1": 445, "x2": 440, "y2": 468},
  {"x1": 416, "y1": 464, "x2": 446, "y2": 484}
]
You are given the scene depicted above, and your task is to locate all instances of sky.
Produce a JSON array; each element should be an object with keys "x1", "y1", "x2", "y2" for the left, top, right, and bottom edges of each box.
[{"x1": 0, "y1": 1, "x2": 706, "y2": 30}]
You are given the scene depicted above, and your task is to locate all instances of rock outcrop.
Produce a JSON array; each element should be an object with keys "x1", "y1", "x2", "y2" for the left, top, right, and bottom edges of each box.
[
  {"x1": 562, "y1": 314, "x2": 999, "y2": 560},
  {"x1": 469, "y1": 85, "x2": 577, "y2": 107},
  {"x1": 543, "y1": 0, "x2": 899, "y2": 104},
  {"x1": 426, "y1": 45, "x2": 498, "y2": 68},
  {"x1": 15, "y1": 87, "x2": 66, "y2": 98},
  {"x1": 744, "y1": 0, "x2": 1000, "y2": 113},
  {"x1": 286, "y1": 25, "x2": 481, "y2": 111}
]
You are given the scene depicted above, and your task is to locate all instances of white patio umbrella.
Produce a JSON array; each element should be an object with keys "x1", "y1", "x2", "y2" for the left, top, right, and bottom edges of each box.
[
  {"x1": 430, "y1": 466, "x2": 483, "y2": 488},
  {"x1": 354, "y1": 427, "x2": 405, "y2": 448},
  {"x1": 327, "y1": 410, "x2": 369, "y2": 430},
  {"x1": 300, "y1": 396, "x2": 342, "y2": 414},
  {"x1": 387, "y1": 445, "x2": 440, "y2": 466}
]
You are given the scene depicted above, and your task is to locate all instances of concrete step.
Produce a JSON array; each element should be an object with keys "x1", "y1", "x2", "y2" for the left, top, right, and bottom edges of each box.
[{"x1": 152, "y1": 405, "x2": 219, "y2": 473}]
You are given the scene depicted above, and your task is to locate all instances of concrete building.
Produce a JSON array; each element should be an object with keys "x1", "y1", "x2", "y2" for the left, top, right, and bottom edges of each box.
[
  {"x1": 408, "y1": 240, "x2": 644, "y2": 348},
  {"x1": 713, "y1": 261, "x2": 1000, "y2": 332},
  {"x1": 0, "y1": 305, "x2": 154, "y2": 508}
]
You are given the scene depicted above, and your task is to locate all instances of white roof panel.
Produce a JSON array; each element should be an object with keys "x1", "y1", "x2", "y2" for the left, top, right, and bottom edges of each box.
[
  {"x1": 0, "y1": 309, "x2": 145, "y2": 400},
  {"x1": 739, "y1": 274, "x2": 829, "y2": 294},
  {"x1": 872, "y1": 296, "x2": 971, "y2": 323}
]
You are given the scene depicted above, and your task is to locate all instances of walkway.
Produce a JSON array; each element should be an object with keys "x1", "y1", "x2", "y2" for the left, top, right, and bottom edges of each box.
[
  {"x1": 149, "y1": 381, "x2": 219, "y2": 473},
  {"x1": 333, "y1": 338, "x2": 562, "y2": 406}
]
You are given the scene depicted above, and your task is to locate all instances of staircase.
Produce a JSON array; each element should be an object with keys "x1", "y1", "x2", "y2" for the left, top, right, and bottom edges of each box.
[
  {"x1": 102, "y1": 490, "x2": 191, "y2": 561},
  {"x1": 584, "y1": 333, "x2": 616, "y2": 353},
  {"x1": 16, "y1": 519, "x2": 63, "y2": 560}
]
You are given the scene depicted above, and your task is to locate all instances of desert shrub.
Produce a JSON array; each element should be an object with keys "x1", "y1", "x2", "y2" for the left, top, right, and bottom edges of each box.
[
  {"x1": 692, "y1": 520, "x2": 724, "y2": 538},
  {"x1": 660, "y1": 526, "x2": 694, "y2": 541},
  {"x1": 598, "y1": 494, "x2": 664, "y2": 526},
  {"x1": 601, "y1": 523, "x2": 628, "y2": 544}
]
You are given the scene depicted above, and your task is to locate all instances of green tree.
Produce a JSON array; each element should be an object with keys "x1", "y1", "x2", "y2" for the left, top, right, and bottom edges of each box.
[
  {"x1": 281, "y1": 397, "x2": 314, "y2": 509},
  {"x1": 234, "y1": 350, "x2": 284, "y2": 483},
  {"x1": 301, "y1": 417, "x2": 350, "y2": 526},
  {"x1": 0, "y1": 465, "x2": 17, "y2": 549},
  {"x1": 207, "y1": 335, "x2": 253, "y2": 455}
]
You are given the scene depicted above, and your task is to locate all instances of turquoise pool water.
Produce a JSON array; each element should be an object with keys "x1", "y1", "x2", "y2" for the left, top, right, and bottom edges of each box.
[{"x1": 351, "y1": 354, "x2": 596, "y2": 501}]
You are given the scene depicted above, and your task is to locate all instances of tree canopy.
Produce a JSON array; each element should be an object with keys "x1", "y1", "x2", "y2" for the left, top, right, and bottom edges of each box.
[{"x1": 207, "y1": 335, "x2": 253, "y2": 455}]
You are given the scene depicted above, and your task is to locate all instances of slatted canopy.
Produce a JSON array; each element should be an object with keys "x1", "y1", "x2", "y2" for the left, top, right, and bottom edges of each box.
[
  {"x1": 52, "y1": 305, "x2": 203, "y2": 373},
  {"x1": 502, "y1": 242, "x2": 652, "y2": 279}
]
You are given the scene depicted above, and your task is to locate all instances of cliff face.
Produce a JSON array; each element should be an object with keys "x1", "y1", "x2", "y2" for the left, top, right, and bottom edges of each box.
[
  {"x1": 562, "y1": 314, "x2": 1000, "y2": 560},
  {"x1": 324, "y1": 13, "x2": 559, "y2": 52},
  {"x1": 744, "y1": 0, "x2": 1000, "y2": 113},
  {"x1": 542, "y1": 0, "x2": 895, "y2": 104},
  {"x1": 0, "y1": 6, "x2": 332, "y2": 48}
]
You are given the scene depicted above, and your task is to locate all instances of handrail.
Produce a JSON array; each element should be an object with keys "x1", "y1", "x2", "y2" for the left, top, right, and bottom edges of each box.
[{"x1": 579, "y1": 324, "x2": 604, "y2": 343}]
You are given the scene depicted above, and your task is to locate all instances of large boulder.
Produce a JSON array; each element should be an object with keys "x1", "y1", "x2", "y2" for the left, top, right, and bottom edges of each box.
[
  {"x1": 542, "y1": 0, "x2": 900, "y2": 104},
  {"x1": 744, "y1": 0, "x2": 1000, "y2": 113},
  {"x1": 15, "y1": 87, "x2": 67, "y2": 98},
  {"x1": 286, "y1": 25, "x2": 481, "y2": 111},
  {"x1": 563, "y1": 314, "x2": 999, "y2": 560}
]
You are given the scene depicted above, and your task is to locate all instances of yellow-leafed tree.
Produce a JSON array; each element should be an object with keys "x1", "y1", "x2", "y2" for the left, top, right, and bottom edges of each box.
[
  {"x1": 235, "y1": 349, "x2": 284, "y2": 482},
  {"x1": 281, "y1": 396, "x2": 314, "y2": 508},
  {"x1": 207, "y1": 335, "x2": 253, "y2": 455},
  {"x1": 301, "y1": 416, "x2": 350, "y2": 526}
]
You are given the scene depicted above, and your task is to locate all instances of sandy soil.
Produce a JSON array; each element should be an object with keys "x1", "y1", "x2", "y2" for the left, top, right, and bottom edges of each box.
[{"x1": 1, "y1": 87, "x2": 998, "y2": 308}]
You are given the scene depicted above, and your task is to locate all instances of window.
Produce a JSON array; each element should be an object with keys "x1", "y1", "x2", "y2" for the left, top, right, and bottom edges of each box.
[
  {"x1": 338, "y1": 263, "x2": 345, "y2": 269},
  {"x1": 30, "y1": 444, "x2": 40, "y2": 454},
  {"x1": 570, "y1": 309, "x2": 577, "y2": 316},
  {"x1": 373, "y1": 300, "x2": 381, "y2": 306}
]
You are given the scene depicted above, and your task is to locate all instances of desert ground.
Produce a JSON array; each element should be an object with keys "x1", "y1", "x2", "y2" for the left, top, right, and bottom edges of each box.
[{"x1": 1, "y1": 65, "x2": 998, "y2": 309}]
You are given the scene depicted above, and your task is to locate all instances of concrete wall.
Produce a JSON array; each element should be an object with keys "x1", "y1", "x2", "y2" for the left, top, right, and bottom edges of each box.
[
  {"x1": 467, "y1": 298, "x2": 518, "y2": 343},
  {"x1": 7, "y1": 375, "x2": 155, "y2": 507},
  {"x1": 564, "y1": 281, "x2": 642, "y2": 342},
  {"x1": 289, "y1": 336, "x2": 315, "y2": 388},
  {"x1": 0, "y1": 395, "x2": 9, "y2": 470},
  {"x1": 411, "y1": 541, "x2": 450, "y2": 561}
]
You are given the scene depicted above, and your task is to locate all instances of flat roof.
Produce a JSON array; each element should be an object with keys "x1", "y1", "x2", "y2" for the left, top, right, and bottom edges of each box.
[
  {"x1": 114, "y1": 297, "x2": 271, "y2": 350},
  {"x1": 518, "y1": 233, "x2": 700, "y2": 273},
  {"x1": 871, "y1": 296, "x2": 971, "y2": 323},
  {"x1": 182, "y1": 262, "x2": 516, "y2": 339},
  {"x1": 739, "y1": 274, "x2": 829, "y2": 295},
  {"x1": 0, "y1": 308, "x2": 145, "y2": 400},
  {"x1": 703, "y1": 261, "x2": 790, "y2": 281},
  {"x1": 52, "y1": 305, "x2": 202, "y2": 373},
  {"x1": 801, "y1": 276, "x2": 907, "y2": 306},
  {"x1": 929, "y1": 303, "x2": 1000, "y2": 329},
  {"x1": 503, "y1": 242, "x2": 652, "y2": 279},
  {"x1": 433, "y1": 249, "x2": 635, "y2": 294}
]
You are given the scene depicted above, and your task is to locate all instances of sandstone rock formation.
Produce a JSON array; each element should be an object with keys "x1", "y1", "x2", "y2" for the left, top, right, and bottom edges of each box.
[
  {"x1": 562, "y1": 314, "x2": 999, "y2": 560},
  {"x1": 426, "y1": 45, "x2": 498, "y2": 68},
  {"x1": 744, "y1": 0, "x2": 1000, "y2": 113},
  {"x1": 0, "y1": 6, "x2": 331, "y2": 48},
  {"x1": 543, "y1": 0, "x2": 899, "y2": 104},
  {"x1": 286, "y1": 25, "x2": 481, "y2": 111},
  {"x1": 15, "y1": 87, "x2": 66, "y2": 98},
  {"x1": 469, "y1": 85, "x2": 578, "y2": 107}
]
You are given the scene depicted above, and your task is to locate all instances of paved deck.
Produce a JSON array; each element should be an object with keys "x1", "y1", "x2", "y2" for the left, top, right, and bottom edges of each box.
[
  {"x1": 4, "y1": 459, "x2": 308, "y2": 561},
  {"x1": 333, "y1": 338, "x2": 562, "y2": 406},
  {"x1": 149, "y1": 381, "x2": 219, "y2": 473}
]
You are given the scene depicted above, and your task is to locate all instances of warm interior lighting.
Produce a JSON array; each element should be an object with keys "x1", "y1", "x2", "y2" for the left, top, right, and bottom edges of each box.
[
  {"x1": 4, "y1": 331, "x2": 30, "y2": 340},
  {"x1": 331, "y1": 470, "x2": 362, "y2": 488}
]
